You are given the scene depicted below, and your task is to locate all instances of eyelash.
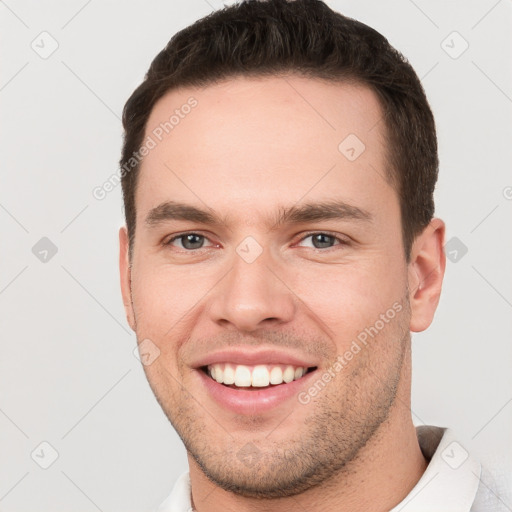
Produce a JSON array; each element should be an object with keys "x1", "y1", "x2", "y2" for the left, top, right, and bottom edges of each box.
[{"x1": 163, "y1": 231, "x2": 349, "y2": 251}]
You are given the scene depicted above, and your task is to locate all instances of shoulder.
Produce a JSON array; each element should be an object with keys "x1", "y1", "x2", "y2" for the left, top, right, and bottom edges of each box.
[{"x1": 471, "y1": 454, "x2": 512, "y2": 512}]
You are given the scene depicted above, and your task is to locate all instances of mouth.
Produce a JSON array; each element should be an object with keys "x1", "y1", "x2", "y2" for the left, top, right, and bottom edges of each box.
[
  {"x1": 201, "y1": 363, "x2": 318, "y2": 390},
  {"x1": 192, "y1": 348, "x2": 321, "y2": 414}
]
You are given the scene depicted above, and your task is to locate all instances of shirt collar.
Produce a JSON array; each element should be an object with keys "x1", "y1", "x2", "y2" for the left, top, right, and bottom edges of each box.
[
  {"x1": 156, "y1": 470, "x2": 193, "y2": 512},
  {"x1": 389, "y1": 425, "x2": 481, "y2": 511},
  {"x1": 155, "y1": 425, "x2": 481, "y2": 512}
]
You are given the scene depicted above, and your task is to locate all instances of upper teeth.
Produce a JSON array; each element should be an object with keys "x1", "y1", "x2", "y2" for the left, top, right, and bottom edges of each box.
[{"x1": 208, "y1": 364, "x2": 308, "y2": 387}]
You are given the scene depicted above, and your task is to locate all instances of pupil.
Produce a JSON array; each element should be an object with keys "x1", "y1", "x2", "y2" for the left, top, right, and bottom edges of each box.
[
  {"x1": 313, "y1": 234, "x2": 333, "y2": 248},
  {"x1": 184, "y1": 234, "x2": 203, "y2": 249}
]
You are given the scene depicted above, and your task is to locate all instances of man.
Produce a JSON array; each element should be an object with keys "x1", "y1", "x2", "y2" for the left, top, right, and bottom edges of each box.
[{"x1": 118, "y1": 1, "x2": 510, "y2": 510}]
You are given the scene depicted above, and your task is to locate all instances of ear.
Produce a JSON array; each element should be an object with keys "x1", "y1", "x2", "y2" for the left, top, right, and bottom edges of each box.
[
  {"x1": 119, "y1": 226, "x2": 136, "y2": 331},
  {"x1": 408, "y1": 218, "x2": 446, "y2": 332}
]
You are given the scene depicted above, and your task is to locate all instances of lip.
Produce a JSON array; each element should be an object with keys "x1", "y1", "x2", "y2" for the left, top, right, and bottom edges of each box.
[
  {"x1": 191, "y1": 347, "x2": 319, "y2": 369},
  {"x1": 196, "y1": 365, "x2": 319, "y2": 415}
]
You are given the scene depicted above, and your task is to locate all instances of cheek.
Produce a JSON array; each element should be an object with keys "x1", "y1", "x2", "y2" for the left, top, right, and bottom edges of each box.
[
  {"x1": 130, "y1": 265, "x2": 212, "y2": 342},
  {"x1": 289, "y1": 254, "x2": 407, "y2": 341}
]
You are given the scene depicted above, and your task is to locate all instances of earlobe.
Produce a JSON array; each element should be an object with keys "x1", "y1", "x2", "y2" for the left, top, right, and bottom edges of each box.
[
  {"x1": 119, "y1": 226, "x2": 136, "y2": 331},
  {"x1": 408, "y1": 218, "x2": 446, "y2": 333}
]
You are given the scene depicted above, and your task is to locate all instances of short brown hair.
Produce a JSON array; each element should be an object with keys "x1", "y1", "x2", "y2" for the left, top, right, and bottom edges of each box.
[{"x1": 120, "y1": 0, "x2": 438, "y2": 261}]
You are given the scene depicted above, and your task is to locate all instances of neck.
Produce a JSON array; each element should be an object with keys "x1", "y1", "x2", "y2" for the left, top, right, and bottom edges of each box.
[{"x1": 188, "y1": 347, "x2": 427, "y2": 512}]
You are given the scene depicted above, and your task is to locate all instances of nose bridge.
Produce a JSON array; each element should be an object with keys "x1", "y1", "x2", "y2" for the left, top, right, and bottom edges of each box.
[{"x1": 209, "y1": 240, "x2": 296, "y2": 331}]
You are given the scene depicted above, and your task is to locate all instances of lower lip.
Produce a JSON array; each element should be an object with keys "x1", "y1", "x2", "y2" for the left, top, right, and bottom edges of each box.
[{"x1": 196, "y1": 368, "x2": 318, "y2": 415}]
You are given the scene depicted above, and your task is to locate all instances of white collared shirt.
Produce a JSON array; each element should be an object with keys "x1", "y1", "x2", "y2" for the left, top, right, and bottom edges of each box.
[{"x1": 155, "y1": 425, "x2": 511, "y2": 512}]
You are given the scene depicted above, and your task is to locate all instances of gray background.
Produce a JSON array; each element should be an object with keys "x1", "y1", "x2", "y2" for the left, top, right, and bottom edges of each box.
[{"x1": 1, "y1": 0, "x2": 511, "y2": 511}]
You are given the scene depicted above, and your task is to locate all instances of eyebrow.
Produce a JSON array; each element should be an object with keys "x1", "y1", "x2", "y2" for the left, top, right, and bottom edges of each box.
[{"x1": 145, "y1": 199, "x2": 372, "y2": 230}]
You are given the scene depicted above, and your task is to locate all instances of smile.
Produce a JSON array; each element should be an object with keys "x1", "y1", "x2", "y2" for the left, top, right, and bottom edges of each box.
[{"x1": 204, "y1": 363, "x2": 316, "y2": 388}]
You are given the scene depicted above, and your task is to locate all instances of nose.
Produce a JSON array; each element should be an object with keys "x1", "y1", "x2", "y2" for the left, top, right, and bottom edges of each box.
[{"x1": 207, "y1": 247, "x2": 296, "y2": 332}]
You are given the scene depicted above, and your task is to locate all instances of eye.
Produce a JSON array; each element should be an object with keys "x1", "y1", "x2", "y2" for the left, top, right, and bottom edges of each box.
[
  {"x1": 165, "y1": 232, "x2": 215, "y2": 250},
  {"x1": 296, "y1": 232, "x2": 346, "y2": 249}
]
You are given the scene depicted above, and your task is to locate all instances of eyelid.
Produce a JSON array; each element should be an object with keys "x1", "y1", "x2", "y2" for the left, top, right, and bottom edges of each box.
[
  {"x1": 163, "y1": 231, "x2": 218, "y2": 248},
  {"x1": 163, "y1": 230, "x2": 350, "y2": 250},
  {"x1": 294, "y1": 231, "x2": 350, "y2": 247}
]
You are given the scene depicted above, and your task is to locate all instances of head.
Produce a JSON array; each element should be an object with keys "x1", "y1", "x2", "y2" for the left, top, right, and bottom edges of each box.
[{"x1": 119, "y1": 0, "x2": 445, "y2": 499}]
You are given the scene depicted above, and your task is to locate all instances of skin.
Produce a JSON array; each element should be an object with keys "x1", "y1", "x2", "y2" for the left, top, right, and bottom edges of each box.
[{"x1": 119, "y1": 75, "x2": 446, "y2": 512}]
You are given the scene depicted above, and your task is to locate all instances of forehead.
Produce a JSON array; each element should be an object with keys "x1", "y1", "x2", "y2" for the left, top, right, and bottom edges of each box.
[{"x1": 136, "y1": 75, "x2": 392, "y2": 224}]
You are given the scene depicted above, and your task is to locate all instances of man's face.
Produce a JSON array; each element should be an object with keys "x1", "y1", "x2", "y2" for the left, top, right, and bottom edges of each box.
[{"x1": 120, "y1": 76, "x2": 415, "y2": 497}]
